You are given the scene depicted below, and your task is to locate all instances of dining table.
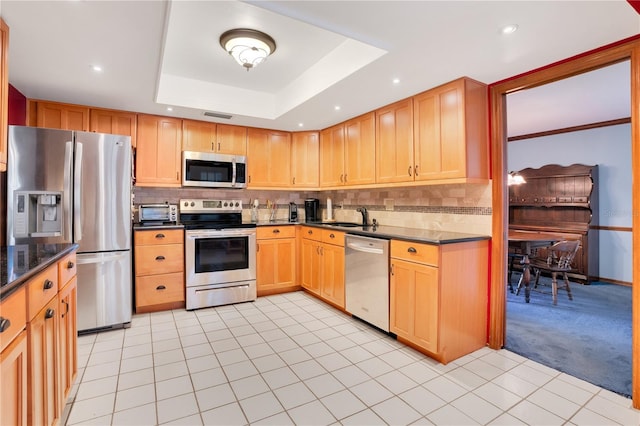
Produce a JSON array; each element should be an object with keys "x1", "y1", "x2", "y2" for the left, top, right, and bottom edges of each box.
[{"x1": 508, "y1": 229, "x2": 563, "y2": 303}]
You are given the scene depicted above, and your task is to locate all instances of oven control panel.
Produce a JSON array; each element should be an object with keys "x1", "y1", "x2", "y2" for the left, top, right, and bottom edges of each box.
[{"x1": 180, "y1": 199, "x2": 243, "y2": 213}]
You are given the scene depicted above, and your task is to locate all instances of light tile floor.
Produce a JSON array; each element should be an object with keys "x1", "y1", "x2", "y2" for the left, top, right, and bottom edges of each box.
[{"x1": 63, "y1": 291, "x2": 640, "y2": 425}]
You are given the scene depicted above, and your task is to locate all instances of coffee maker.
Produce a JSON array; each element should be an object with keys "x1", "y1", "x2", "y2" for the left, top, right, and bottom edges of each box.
[
  {"x1": 288, "y1": 202, "x2": 298, "y2": 222},
  {"x1": 304, "y1": 198, "x2": 320, "y2": 222}
]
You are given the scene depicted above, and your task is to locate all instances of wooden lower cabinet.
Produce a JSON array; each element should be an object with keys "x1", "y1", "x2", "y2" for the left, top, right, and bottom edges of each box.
[
  {"x1": 299, "y1": 227, "x2": 345, "y2": 309},
  {"x1": 0, "y1": 330, "x2": 28, "y2": 426},
  {"x1": 28, "y1": 295, "x2": 60, "y2": 426},
  {"x1": 134, "y1": 229, "x2": 185, "y2": 313},
  {"x1": 0, "y1": 250, "x2": 78, "y2": 426},
  {"x1": 390, "y1": 239, "x2": 489, "y2": 364},
  {"x1": 57, "y1": 276, "x2": 77, "y2": 404},
  {"x1": 256, "y1": 226, "x2": 298, "y2": 296}
]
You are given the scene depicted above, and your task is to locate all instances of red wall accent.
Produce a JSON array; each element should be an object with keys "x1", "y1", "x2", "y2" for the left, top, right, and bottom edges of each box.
[
  {"x1": 8, "y1": 84, "x2": 26, "y2": 125},
  {"x1": 628, "y1": 1, "x2": 640, "y2": 15}
]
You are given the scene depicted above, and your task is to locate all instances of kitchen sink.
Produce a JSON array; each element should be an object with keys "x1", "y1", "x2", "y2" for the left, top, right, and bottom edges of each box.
[{"x1": 321, "y1": 222, "x2": 361, "y2": 228}]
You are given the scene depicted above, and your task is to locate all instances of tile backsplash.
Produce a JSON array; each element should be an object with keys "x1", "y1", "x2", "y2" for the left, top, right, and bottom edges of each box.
[{"x1": 133, "y1": 182, "x2": 492, "y2": 235}]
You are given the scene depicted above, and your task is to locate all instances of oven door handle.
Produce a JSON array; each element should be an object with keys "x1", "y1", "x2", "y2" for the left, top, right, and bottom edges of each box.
[{"x1": 186, "y1": 229, "x2": 256, "y2": 239}]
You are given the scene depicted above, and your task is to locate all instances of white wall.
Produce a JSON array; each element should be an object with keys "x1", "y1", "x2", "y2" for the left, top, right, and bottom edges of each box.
[{"x1": 507, "y1": 123, "x2": 632, "y2": 283}]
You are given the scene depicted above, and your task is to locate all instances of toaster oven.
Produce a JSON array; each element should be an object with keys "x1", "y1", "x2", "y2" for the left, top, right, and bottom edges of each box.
[{"x1": 136, "y1": 204, "x2": 178, "y2": 225}]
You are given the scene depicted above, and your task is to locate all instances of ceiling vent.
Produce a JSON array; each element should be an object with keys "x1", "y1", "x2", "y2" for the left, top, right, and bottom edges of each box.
[{"x1": 204, "y1": 111, "x2": 233, "y2": 119}]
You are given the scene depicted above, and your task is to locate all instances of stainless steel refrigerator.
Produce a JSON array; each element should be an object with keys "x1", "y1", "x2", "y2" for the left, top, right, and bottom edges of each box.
[{"x1": 7, "y1": 125, "x2": 132, "y2": 333}]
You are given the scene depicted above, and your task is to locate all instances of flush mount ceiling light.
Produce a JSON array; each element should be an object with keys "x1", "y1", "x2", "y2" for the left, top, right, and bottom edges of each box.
[
  {"x1": 508, "y1": 171, "x2": 526, "y2": 186},
  {"x1": 219, "y1": 28, "x2": 276, "y2": 71}
]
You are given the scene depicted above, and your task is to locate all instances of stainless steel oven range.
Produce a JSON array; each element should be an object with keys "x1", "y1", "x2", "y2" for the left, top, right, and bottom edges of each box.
[{"x1": 180, "y1": 199, "x2": 256, "y2": 310}]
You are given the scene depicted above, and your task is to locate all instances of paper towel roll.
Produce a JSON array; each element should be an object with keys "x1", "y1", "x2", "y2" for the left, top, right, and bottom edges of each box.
[{"x1": 327, "y1": 198, "x2": 333, "y2": 220}]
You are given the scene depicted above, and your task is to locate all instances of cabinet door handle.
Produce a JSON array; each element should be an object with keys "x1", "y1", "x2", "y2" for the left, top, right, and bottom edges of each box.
[
  {"x1": 218, "y1": 142, "x2": 221, "y2": 151},
  {"x1": 0, "y1": 317, "x2": 11, "y2": 333},
  {"x1": 61, "y1": 300, "x2": 69, "y2": 318},
  {"x1": 407, "y1": 247, "x2": 417, "y2": 253},
  {"x1": 292, "y1": 177, "x2": 296, "y2": 185},
  {"x1": 390, "y1": 264, "x2": 394, "y2": 276},
  {"x1": 257, "y1": 244, "x2": 260, "y2": 252},
  {"x1": 67, "y1": 261, "x2": 75, "y2": 269},
  {"x1": 344, "y1": 174, "x2": 347, "y2": 182},
  {"x1": 414, "y1": 165, "x2": 419, "y2": 176},
  {"x1": 43, "y1": 279, "x2": 54, "y2": 290},
  {"x1": 408, "y1": 166, "x2": 412, "y2": 177},
  {"x1": 340, "y1": 174, "x2": 344, "y2": 183},
  {"x1": 156, "y1": 285, "x2": 166, "y2": 290},
  {"x1": 45, "y1": 308, "x2": 55, "y2": 320},
  {"x1": 155, "y1": 255, "x2": 165, "y2": 261},
  {"x1": 248, "y1": 175, "x2": 251, "y2": 183},
  {"x1": 155, "y1": 233, "x2": 165, "y2": 239},
  {"x1": 273, "y1": 229, "x2": 280, "y2": 234}
]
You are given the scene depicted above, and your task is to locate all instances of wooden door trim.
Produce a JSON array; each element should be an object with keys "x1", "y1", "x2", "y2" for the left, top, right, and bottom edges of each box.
[{"x1": 488, "y1": 34, "x2": 640, "y2": 408}]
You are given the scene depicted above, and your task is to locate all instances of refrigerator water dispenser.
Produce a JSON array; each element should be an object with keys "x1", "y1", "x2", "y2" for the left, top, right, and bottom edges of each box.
[{"x1": 13, "y1": 190, "x2": 63, "y2": 238}]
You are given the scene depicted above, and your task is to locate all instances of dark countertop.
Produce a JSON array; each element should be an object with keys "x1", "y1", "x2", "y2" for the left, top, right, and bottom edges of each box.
[
  {"x1": 1, "y1": 243, "x2": 79, "y2": 301},
  {"x1": 254, "y1": 221, "x2": 490, "y2": 244}
]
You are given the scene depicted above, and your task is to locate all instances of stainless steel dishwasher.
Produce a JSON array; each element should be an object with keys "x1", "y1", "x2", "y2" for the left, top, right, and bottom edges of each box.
[{"x1": 345, "y1": 234, "x2": 390, "y2": 332}]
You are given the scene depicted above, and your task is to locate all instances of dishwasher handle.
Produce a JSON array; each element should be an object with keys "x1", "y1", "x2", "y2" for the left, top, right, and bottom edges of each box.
[{"x1": 347, "y1": 241, "x2": 385, "y2": 254}]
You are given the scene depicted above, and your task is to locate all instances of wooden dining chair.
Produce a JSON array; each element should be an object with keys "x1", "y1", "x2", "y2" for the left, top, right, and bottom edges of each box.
[{"x1": 529, "y1": 239, "x2": 581, "y2": 305}]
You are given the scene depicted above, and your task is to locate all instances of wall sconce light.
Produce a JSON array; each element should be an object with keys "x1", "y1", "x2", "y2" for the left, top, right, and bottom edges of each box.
[
  {"x1": 220, "y1": 28, "x2": 276, "y2": 71},
  {"x1": 508, "y1": 171, "x2": 526, "y2": 186}
]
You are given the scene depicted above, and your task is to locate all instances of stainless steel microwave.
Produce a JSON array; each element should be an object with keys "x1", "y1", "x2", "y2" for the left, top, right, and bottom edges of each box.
[{"x1": 182, "y1": 151, "x2": 247, "y2": 189}]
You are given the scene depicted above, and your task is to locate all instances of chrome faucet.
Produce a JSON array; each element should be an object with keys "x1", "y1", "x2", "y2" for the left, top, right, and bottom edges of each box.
[{"x1": 356, "y1": 207, "x2": 368, "y2": 226}]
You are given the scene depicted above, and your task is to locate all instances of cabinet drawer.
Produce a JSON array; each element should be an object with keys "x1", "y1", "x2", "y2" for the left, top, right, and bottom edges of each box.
[
  {"x1": 58, "y1": 252, "x2": 77, "y2": 286},
  {"x1": 300, "y1": 226, "x2": 322, "y2": 241},
  {"x1": 135, "y1": 229, "x2": 184, "y2": 245},
  {"x1": 26, "y1": 264, "x2": 59, "y2": 321},
  {"x1": 0, "y1": 286, "x2": 27, "y2": 353},
  {"x1": 391, "y1": 240, "x2": 439, "y2": 266},
  {"x1": 135, "y1": 244, "x2": 184, "y2": 275},
  {"x1": 321, "y1": 229, "x2": 345, "y2": 246},
  {"x1": 257, "y1": 226, "x2": 296, "y2": 239},
  {"x1": 136, "y1": 272, "x2": 184, "y2": 307}
]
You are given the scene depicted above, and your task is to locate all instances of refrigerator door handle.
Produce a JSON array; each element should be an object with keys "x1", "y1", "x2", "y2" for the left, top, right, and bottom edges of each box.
[
  {"x1": 63, "y1": 141, "x2": 74, "y2": 242},
  {"x1": 74, "y1": 142, "x2": 83, "y2": 242}
]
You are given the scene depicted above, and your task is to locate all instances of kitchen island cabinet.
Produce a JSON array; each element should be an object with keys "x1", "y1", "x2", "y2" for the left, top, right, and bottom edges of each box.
[
  {"x1": 0, "y1": 245, "x2": 78, "y2": 426},
  {"x1": 256, "y1": 226, "x2": 298, "y2": 296},
  {"x1": 134, "y1": 228, "x2": 185, "y2": 313},
  {"x1": 390, "y1": 238, "x2": 489, "y2": 364},
  {"x1": 182, "y1": 120, "x2": 247, "y2": 155},
  {"x1": 247, "y1": 128, "x2": 291, "y2": 187},
  {"x1": 0, "y1": 18, "x2": 8, "y2": 172},
  {"x1": 135, "y1": 114, "x2": 182, "y2": 187}
]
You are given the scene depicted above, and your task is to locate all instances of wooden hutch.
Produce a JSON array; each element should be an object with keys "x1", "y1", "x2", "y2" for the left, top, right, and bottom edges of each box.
[{"x1": 509, "y1": 164, "x2": 598, "y2": 283}]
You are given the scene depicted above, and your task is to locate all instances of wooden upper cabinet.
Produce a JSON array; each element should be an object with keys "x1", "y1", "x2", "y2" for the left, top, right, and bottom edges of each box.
[
  {"x1": 291, "y1": 131, "x2": 319, "y2": 188},
  {"x1": 0, "y1": 19, "x2": 8, "y2": 172},
  {"x1": 344, "y1": 112, "x2": 376, "y2": 185},
  {"x1": 246, "y1": 128, "x2": 291, "y2": 187},
  {"x1": 413, "y1": 77, "x2": 488, "y2": 180},
  {"x1": 320, "y1": 124, "x2": 345, "y2": 187},
  {"x1": 375, "y1": 98, "x2": 414, "y2": 183},
  {"x1": 35, "y1": 101, "x2": 89, "y2": 131},
  {"x1": 216, "y1": 123, "x2": 247, "y2": 155},
  {"x1": 182, "y1": 121, "x2": 247, "y2": 155},
  {"x1": 135, "y1": 114, "x2": 182, "y2": 187},
  {"x1": 89, "y1": 108, "x2": 137, "y2": 147},
  {"x1": 182, "y1": 119, "x2": 216, "y2": 152}
]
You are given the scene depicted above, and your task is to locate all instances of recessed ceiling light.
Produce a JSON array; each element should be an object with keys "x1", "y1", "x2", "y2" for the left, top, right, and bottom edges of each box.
[
  {"x1": 298, "y1": 123, "x2": 304, "y2": 128},
  {"x1": 334, "y1": 106, "x2": 341, "y2": 111},
  {"x1": 392, "y1": 78, "x2": 400, "y2": 84},
  {"x1": 167, "y1": 107, "x2": 173, "y2": 112},
  {"x1": 501, "y1": 24, "x2": 519, "y2": 35},
  {"x1": 92, "y1": 65, "x2": 102, "y2": 72}
]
